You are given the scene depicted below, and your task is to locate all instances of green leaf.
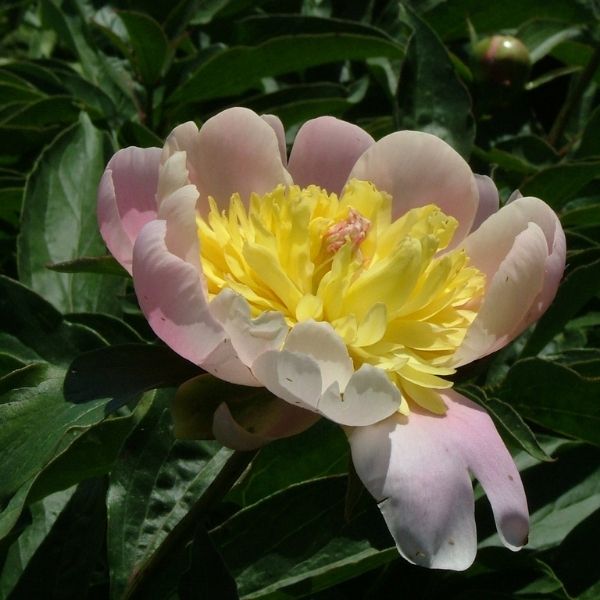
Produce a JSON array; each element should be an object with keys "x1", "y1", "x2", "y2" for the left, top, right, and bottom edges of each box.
[
  {"x1": 0, "y1": 96, "x2": 79, "y2": 128},
  {"x1": 39, "y1": 0, "x2": 137, "y2": 119},
  {"x1": 0, "y1": 276, "x2": 104, "y2": 366},
  {"x1": 396, "y1": 7, "x2": 475, "y2": 158},
  {"x1": 0, "y1": 370, "x2": 108, "y2": 503},
  {"x1": 522, "y1": 253, "x2": 600, "y2": 356},
  {"x1": 520, "y1": 162, "x2": 600, "y2": 211},
  {"x1": 167, "y1": 33, "x2": 404, "y2": 106},
  {"x1": 481, "y1": 442, "x2": 600, "y2": 552},
  {"x1": 458, "y1": 384, "x2": 552, "y2": 462},
  {"x1": 65, "y1": 312, "x2": 144, "y2": 346},
  {"x1": 18, "y1": 113, "x2": 125, "y2": 314},
  {"x1": 575, "y1": 105, "x2": 600, "y2": 159},
  {"x1": 228, "y1": 419, "x2": 348, "y2": 507},
  {"x1": 517, "y1": 19, "x2": 582, "y2": 64},
  {"x1": 107, "y1": 391, "x2": 231, "y2": 599},
  {"x1": 213, "y1": 476, "x2": 395, "y2": 600},
  {"x1": 235, "y1": 14, "x2": 400, "y2": 46},
  {"x1": 0, "y1": 487, "x2": 76, "y2": 598},
  {"x1": 551, "y1": 508, "x2": 600, "y2": 598},
  {"x1": 427, "y1": 0, "x2": 591, "y2": 41},
  {"x1": 498, "y1": 358, "x2": 600, "y2": 446},
  {"x1": 118, "y1": 11, "x2": 169, "y2": 85},
  {"x1": 179, "y1": 525, "x2": 239, "y2": 600},
  {"x1": 46, "y1": 255, "x2": 129, "y2": 277},
  {"x1": 5, "y1": 479, "x2": 108, "y2": 599},
  {"x1": 64, "y1": 343, "x2": 202, "y2": 408}
]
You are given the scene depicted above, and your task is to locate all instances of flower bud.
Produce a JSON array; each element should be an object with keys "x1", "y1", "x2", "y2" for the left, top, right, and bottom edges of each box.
[{"x1": 472, "y1": 35, "x2": 531, "y2": 88}]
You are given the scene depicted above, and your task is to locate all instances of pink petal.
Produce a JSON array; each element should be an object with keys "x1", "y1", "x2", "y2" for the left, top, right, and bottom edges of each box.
[
  {"x1": 456, "y1": 197, "x2": 566, "y2": 365},
  {"x1": 261, "y1": 114, "x2": 288, "y2": 166},
  {"x1": 347, "y1": 390, "x2": 528, "y2": 570},
  {"x1": 288, "y1": 116, "x2": 374, "y2": 195},
  {"x1": 212, "y1": 401, "x2": 319, "y2": 451},
  {"x1": 132, "y1": 219, "x2": 226, "y2": 366},
  {"x1": 471, "y1": 174, "x2": 499, "y2": 231},
  {"x1": 162, "y1": 108, "x2": 291, "y2": 213},
  {"x1": 348, "y1": 131, "x2": 478, "y2": 245},
  {"x1": 97, "y1": 146, "x2": 161, "y2": 272}
]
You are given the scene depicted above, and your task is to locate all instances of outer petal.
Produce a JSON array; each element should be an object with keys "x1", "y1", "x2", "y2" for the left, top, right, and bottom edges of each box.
[
  {"x1": 347, "y1": 390, "x2": 528, "y2": 570},
  {"x1": 348, "y1": 131, "x2": 478, "y2": 245},
  {"x1": 97, "y1": 146, "x2": 161, "y2": 272},
  {"x1": 471, "y1": 174, "x2": 499, "y2": 231},
  {"x1": 212, "y1": 401, "x2": 319, "y2": 451},
  {"x1": 161, "y1": 108, "x2": 291, "y2": 212},
  {"x1": 261, "y1": 114, "x2": 288, "y2": 166},
  {"x1": 132, "y1": 219, "x2": 225, "y2": 365},
  {"x1": 456, "y1": 197, "x2": 566, "y2": 365},
  {"x1": 288, "y1": 117, "x2": 374, "y2": 196}
]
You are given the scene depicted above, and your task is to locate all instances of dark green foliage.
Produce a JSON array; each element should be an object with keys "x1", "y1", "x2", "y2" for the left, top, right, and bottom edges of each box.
[{"x1": 0, "y1": 0, "x2": 599, "y2": 598}]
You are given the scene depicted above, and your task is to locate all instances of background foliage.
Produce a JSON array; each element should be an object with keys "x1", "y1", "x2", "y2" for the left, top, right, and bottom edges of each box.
[{"x1": 1, "y1": 0, "x2": 599, "y2": 598}]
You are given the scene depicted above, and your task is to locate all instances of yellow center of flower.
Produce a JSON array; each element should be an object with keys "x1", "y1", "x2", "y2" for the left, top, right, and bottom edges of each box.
[{"x1": 197, "y1": 179, "x2": 484, "y2": 414}]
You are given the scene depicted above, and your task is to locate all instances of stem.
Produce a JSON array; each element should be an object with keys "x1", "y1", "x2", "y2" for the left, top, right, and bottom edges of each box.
[
  {"x1": 547, "y1": 41, "x2": 600, "y2": 149},
  {"x1": 124, "y1": 448, "x2": 259, "y2": 600}
]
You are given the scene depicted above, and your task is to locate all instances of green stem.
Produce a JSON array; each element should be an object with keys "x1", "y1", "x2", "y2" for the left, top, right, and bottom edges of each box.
[
  {"x1": 548, "y1": 41, "x2": 600, "y2": 149},
  {"x1": 123, "y1": 448, "x2": 259, "y2": 600}
]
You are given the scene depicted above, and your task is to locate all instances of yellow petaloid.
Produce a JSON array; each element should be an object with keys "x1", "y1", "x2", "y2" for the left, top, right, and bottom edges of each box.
[{"x1": 197, "y1": 179, "x2": 485, "y2": 415}]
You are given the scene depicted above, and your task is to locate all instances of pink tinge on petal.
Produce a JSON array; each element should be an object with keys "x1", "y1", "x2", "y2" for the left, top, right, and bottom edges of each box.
[
  {"x1": 163, "y1": 108, "x2": 292, "y2": 213},
  {"x1": 347, "y1": 391, "x2": 528, "y2": 570},
  {"x1": 442, "y1": 390, "x2": 529, "y2": 551},
  {"x1": 471, "y1": 174, "x2": 499, "y2": 232},
  {"x1": 457, "y1": 197, "x2": 566, "y2": 365},
  {"x1": 349, "y1": 130, "x2": 478, "y2": 245},
  {"x1": 456, "y1": 222, "x2": 548, "y2": 365},
  {"x1": 288, "y1": 116, "x2": 374, "y2": 196},
  {"x1": 132, "y1": 219, "x2": 226, "y2": 367},
  {"x1": 97, "y1": 146, "x2": 162, "y2": 272},
  {"x1": 261, "y1": 114, "x2": 288, "y2": 166}
]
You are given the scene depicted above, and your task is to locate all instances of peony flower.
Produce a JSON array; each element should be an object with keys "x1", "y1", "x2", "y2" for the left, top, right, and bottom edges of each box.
[{"x1": 98, "y1": 108, "x2": 565, "y2": 570}]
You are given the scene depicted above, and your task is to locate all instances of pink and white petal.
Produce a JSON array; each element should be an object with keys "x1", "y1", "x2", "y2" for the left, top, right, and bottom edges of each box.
[
  {"x1": 283, "y1": 321, "x2": 353, "y2": 391},
  {"x1": 348, "y1": 131, "x2": 478, "y2": 245},
  {"x1": 348, "y1": 391, "x2": 528, "y2": 570},
  {"x1": 455, "y1": 222, "x2": 548, "y2": 365},
  {"x1": 209, "y1": 288, "x2": 288, "y2": 368},
  {"x1": 199, "y1": 338, "x2": 260, "y2": 386},
  {"x1": 212, "y1": 399, "x2": 319, "y2": 451},
  {"x1": 442, "y1": 390, "x2": 529, "y2": 550},
  {"x1": 97, "y1": 146, "x2": 162, "y2": 272},
  {"x1": 457, "y1": 197, "x2": 566, "y2": 365},
  {"x1": 157, "y1": 184, "x2": 201, "y2": 268},
  {"x1": 471, "y1": 174, "x2": 499, "y2": 232},
  {"x1": 192, "y1": 107, "x2": 292, "y2": 210},
  {"x1": 132, "y1": 220, "x2": 226, "y2": 366},
  {"x1": 262, "y1": 114, "x2": 288, "y2": 166},
  {"x1": 161, "y1": 121, "x2": 201, "y2": 184},
  {"x1": 347, "y1": 411, "x2": 477, "y2": 570},
  {"x1": 319, "y1": 364, "x2": 400, "y2": 426},
  {"x1": 157, "y1": 151, "x2": 192, "y2": 204},
  {"x1": 252, "y1": 350, "x2": 323, "y2": 412},
  {"x1": 462, "y1": 196, "x2": 562, "y2": 281},
  {"x1": 288, "y1": 116, "x2": 374, "y2": 196}
]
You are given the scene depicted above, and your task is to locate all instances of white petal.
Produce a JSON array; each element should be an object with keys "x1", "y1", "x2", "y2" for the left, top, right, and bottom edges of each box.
[{"x1": 283, "y1": 320, "x2": 353, "y2": 392}]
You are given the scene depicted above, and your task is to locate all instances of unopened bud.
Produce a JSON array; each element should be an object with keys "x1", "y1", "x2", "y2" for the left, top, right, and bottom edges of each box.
[{"x1": 472, "y1": 35, "x2": 531, "y2": 88}]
